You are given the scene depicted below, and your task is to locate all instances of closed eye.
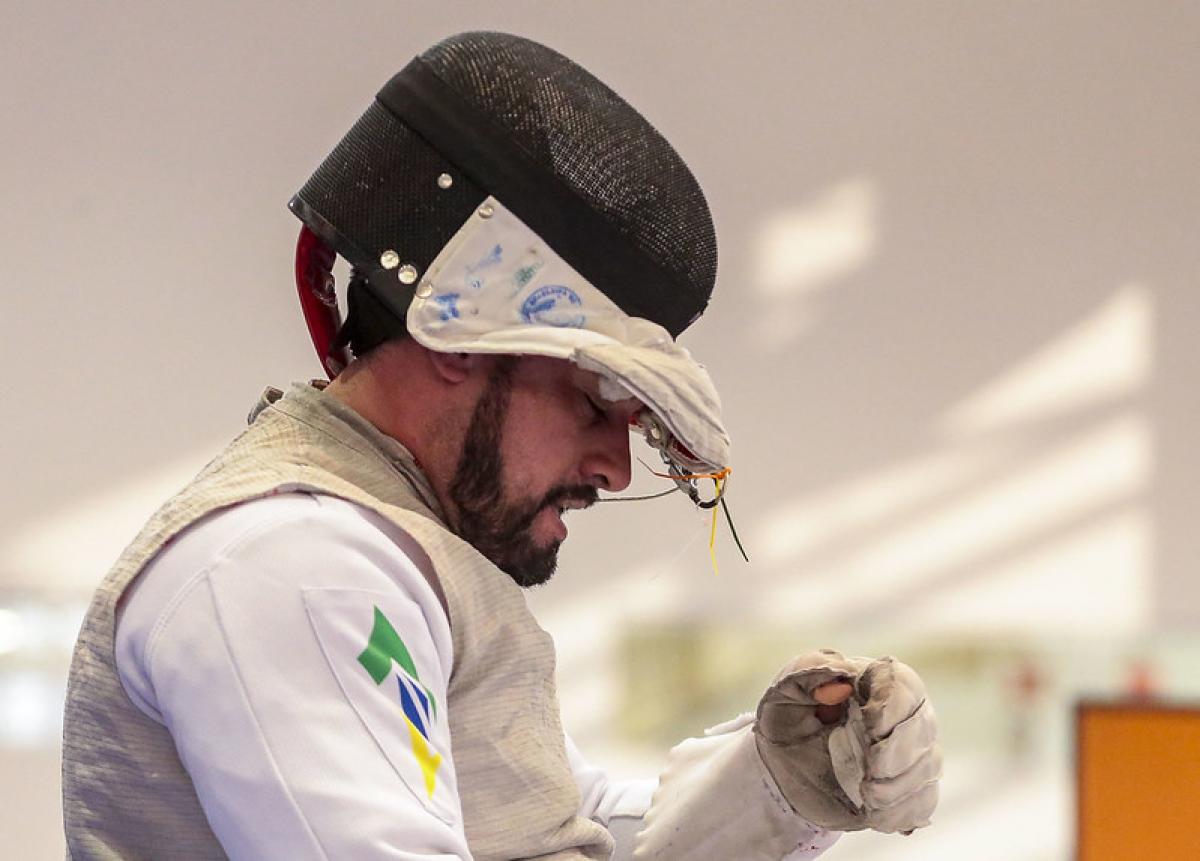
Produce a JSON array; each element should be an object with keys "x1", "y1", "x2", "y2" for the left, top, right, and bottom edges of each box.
[{"x1": 584, "y1": 394, "x2": 608, "y2": 423}]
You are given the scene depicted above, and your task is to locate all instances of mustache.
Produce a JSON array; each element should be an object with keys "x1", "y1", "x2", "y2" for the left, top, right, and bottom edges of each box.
[
  {"x1": 504, "y1": 484, "x2": 599, "y2": 534},
  {"x1": 540, "y1": 484, "x2": 599, "y2": 512}
]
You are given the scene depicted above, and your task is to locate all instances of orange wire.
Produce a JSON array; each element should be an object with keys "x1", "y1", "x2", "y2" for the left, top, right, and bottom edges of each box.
[{"x1": 650, "y1": 466, "x2": 732, "y2": 482}]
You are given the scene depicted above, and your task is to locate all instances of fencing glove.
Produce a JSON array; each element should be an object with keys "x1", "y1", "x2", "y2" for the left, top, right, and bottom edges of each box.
[{"x1": 754, "y1": 649, "x2": 941, "y2": 834}]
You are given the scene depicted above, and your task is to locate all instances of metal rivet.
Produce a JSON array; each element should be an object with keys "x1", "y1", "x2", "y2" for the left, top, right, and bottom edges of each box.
[
  {"x1": 397, "y1": 264, "x2": 419, "y2": 285},
  {"x1": 477, "y1": 203, "x2": 494, "y2": 219},
  {"x1": 437, "y1": 173, "x2": 453, "y2": 189},
  {"x1": 380, "y1": 250, "x2": 400, "y2": 269},
  {"x1": 416, "y1": 281, "x2": 434, "y2": 299}
]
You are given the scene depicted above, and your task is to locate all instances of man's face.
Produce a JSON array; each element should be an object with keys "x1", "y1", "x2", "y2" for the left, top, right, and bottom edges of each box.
[{"x1": 448, "y1": 356, "x2": 639, "y2": 587}]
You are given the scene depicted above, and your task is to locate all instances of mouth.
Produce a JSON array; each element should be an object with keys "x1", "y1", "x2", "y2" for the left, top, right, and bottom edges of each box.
[
  {"x1": 542, "y1": 496, "x2": 594, "y2": 542},
  {"x1": 540, "y1": 504, "x2": 568, "y2": 542},
  {"x1": 529, "y1": 485, "x2": 598, "y2": 546}
]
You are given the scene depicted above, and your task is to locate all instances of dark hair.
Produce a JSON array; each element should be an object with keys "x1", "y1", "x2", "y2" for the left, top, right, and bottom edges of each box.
[{"x1": 339, "y1": 271, "x2": 410, "y2": 360}]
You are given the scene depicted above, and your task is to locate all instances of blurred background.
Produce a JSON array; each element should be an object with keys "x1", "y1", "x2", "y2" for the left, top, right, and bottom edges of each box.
[{"x1": 3, "y1": 2, "x2": 1198, "y2": 858}]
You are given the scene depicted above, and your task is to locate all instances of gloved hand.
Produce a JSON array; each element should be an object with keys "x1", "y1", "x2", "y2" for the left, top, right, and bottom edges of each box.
[{"x1": 753, "y1": 649, "x2": 941, "y2": 834}]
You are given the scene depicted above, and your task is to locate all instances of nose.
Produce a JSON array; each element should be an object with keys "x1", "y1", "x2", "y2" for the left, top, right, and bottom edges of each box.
[{"x1": 584, "y1": 418, "x2": 633, "y2": 492}]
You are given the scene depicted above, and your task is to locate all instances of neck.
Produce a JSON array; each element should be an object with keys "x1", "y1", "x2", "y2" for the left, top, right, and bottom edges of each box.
[{"x1": 324, "y1": 340, "x2": 475, "y2": 530}]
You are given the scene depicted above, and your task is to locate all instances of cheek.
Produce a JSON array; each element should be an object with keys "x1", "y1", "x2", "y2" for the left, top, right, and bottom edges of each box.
[{"x1": 501, "y1": 402, "x2": 582, "y2": 489}]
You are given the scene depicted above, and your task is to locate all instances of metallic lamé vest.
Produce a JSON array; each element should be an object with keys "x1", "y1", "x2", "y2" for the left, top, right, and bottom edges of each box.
[{"x1": 62, "y1": 383, "x2": 612, "y2": 861}]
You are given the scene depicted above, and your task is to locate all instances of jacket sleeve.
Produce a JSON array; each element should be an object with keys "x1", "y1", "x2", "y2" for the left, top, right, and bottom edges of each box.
[
  {"x1": 116, "y1": 492, "x2": 473, "y2": 860},
  {"x1": 565, "y1": 724, "x2": 840, "y2": 861}
]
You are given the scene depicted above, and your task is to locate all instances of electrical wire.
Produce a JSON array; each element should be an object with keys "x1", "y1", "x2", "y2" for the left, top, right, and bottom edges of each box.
[
  {"x1": 594, "y1": 453, "x2": 751, "y2": 567},
  {"x1": 708, "y1": 476, "x2": 723, "y2": 575},
  {"x1": 596, "y1": 487, "x2": 680, "y2": 503},
  {"x1": 720, "y1": 496, "x2": 750, "y2": 563}
]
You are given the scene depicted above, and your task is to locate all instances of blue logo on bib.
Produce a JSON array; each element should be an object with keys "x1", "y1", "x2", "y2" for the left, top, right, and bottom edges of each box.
[{"x1": 520, "y1": 285, "x2": 585, "y2": 328}]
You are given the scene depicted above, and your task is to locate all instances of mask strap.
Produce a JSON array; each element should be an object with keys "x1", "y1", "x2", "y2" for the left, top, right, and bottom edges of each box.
[{"x1": 295, "y1": 226, "x2": 351, "y2": 378}]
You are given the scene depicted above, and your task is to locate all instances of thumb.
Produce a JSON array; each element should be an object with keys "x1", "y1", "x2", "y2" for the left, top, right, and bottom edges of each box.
[{"x1": 814, "y1": 680, "x2": 854, "y2": 725}]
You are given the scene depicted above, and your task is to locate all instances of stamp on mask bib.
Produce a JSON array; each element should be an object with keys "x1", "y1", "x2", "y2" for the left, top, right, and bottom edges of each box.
[
  {"x1": 520, "y1": 285, "x2": 585, "y2": 328},
  {"x1": 433, "y1": 293, "x2": 461, "y2": 322},
  {"x1": 464, "y1": 244, "x2": 502, "y2": 290}
]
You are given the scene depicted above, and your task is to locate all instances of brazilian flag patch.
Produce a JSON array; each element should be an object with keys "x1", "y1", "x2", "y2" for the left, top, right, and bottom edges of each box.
[
  {"x1": 304, "y1": 588, "x2": 458, "y2": 823},
  {"x1": 357, "y1": 606, "x2": 442, "y2": 798}
]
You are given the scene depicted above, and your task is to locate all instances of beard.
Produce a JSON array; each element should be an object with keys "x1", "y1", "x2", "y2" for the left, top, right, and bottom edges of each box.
[{"x1": 448, "y1": 358, "x2": 597, "y2": 588}]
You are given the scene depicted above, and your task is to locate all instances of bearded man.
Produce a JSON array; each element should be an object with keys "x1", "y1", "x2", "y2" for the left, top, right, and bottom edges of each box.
[{"x1": 62, "y1": 31, "x2": 941, "y2": 860}]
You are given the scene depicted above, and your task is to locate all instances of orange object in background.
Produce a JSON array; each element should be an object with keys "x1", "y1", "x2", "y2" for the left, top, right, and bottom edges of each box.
[{"x1": 1077, "y1": 701, "x2": 1200, "y2": 860}]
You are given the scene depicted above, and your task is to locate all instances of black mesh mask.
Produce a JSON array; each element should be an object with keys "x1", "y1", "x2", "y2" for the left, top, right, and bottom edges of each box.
[{"x1": 289, "y1": 31, "x2": 717, "y2": 359}]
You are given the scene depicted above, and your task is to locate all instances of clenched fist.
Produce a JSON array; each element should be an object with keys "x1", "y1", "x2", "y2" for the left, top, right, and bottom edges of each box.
[{"x1": 754, "y1": 650, "x2": 942, "y2": 834}]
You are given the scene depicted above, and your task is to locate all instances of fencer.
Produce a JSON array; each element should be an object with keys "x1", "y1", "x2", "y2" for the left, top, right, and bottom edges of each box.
[{"x1": 62, "y1": 31, "x2": 941, "y2": 860}]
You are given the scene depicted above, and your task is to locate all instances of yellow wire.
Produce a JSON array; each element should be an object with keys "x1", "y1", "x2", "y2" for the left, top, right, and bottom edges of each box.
[{"x1": 708, "y1": 476, "x2": 722, "y2": 575}]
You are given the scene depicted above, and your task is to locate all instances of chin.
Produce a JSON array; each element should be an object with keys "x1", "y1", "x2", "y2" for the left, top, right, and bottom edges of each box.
[{"x1": 501, "y1": 540, "x2": 562, "y2": 589}]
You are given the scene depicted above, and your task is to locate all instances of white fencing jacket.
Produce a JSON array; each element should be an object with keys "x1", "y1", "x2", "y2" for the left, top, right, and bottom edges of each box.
[{"x1": 115, "y1": 492, "x2": 838, "y2": 860}]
